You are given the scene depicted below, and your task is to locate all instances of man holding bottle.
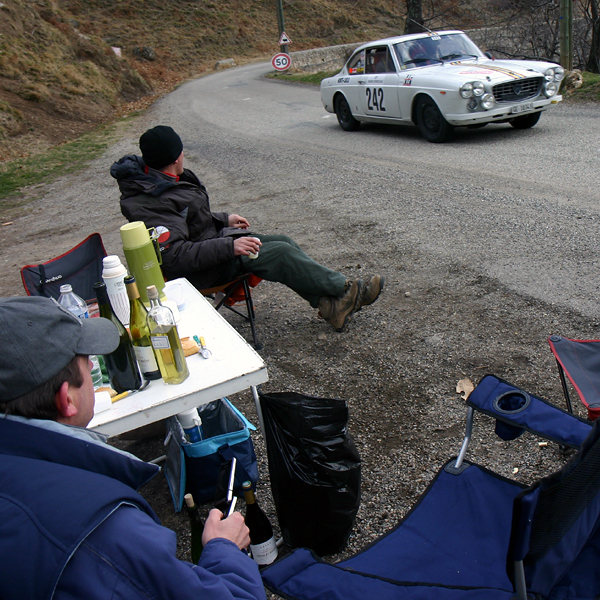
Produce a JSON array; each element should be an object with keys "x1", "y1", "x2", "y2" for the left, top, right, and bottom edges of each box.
[
  {"x1": 111, "y1": 125, "x2": 384, "y2": 332},
  {"x1": 0, "y1": 296, "x2": 266, "y2": 600}
]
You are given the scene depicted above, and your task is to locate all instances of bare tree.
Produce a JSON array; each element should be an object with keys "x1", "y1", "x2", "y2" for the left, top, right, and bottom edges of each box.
[
  {"x1": 586, "y1": 0, "x2": 600, "y2": 71},
  {"x1": 404, "y1": 0, "x2": 424, "y2": 34}
]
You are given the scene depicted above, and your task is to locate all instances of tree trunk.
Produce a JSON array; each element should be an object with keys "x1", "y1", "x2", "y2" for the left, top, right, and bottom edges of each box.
[
  {"x1": 404, "y1": 0, "x2": 424, "y2": 34},
  {"x1": 587, "y1": 0, "x2": 600, "y2": 72}
]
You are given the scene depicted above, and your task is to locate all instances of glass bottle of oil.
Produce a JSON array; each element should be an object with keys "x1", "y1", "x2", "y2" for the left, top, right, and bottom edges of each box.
[{"x1": 146, "y1": 285, "x2": 189, "y2": 385}]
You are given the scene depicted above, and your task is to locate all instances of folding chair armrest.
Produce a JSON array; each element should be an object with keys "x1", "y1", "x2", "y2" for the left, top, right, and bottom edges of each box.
[{"x1": 467, "y1": 375, "x2": 591, "y2": 449}]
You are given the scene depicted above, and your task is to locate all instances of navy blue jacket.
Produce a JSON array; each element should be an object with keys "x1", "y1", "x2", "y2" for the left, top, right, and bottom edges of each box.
[{"x1": 0, "y1": 417, "x2": 266, "y2": 600}]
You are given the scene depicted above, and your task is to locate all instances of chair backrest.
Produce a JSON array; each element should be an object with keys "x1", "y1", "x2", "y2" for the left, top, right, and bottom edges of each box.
[
  {"x1": 509, "y1": 420, "x2": 600, "y2": 596},
  {"x1": 21, "y1": 233, "x2": 107, "y2": 303}
]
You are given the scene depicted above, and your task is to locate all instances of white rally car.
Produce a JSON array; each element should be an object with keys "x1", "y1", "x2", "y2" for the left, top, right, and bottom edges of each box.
[{"x1": 320, "y1": 30, "x2": 564, "y2": 142}]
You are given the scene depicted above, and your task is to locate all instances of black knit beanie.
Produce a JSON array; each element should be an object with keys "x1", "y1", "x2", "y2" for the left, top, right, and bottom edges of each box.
[{"x1": 139, "y1": 125, "x2": 183, "y2": 170}]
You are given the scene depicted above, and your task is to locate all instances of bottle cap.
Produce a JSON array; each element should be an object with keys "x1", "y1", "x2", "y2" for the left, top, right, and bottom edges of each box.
[
  {"x1": 120, "y1": 221, "x2": 152, "y2": 250},
  {"x1": 59, "y1": 284, "x2": 73, "y2": 293},
  {"x1": 102, "y1": 255, "x2": 127, "y2": 278},
  {"x1": 242, "y1": 481, "x2": 252, "y2": 489},
  {"x1": 147, "y1": 285, "x2": 159, "y2": 300},
  {"x1": 184, "y1": 493, "x2": 195, "y2": 508}
]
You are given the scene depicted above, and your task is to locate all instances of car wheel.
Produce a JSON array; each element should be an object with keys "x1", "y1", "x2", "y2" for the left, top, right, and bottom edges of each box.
[
  {"x1": 416, "y1": 96, "x2": 454, "y2": 143},
  {"x1": 509, "y1": 111, "x2": 541, "y2": 129},
  {"x1": 334, "y1": 95, "x2": 360, "y2": 132}
]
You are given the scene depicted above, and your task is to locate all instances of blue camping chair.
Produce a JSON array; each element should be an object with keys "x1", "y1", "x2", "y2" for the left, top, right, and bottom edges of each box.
[{"x1": 263, "y1": 375, "x2": 600, "y2": 600}]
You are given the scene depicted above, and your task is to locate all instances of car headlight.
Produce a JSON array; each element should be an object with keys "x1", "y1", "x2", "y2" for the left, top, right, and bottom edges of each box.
[
  {"x1": 460, "y1": 81, "x2": 484, "y2": 98},
  {"x1": 553, "y1": 66, "x2": 565, "y2": 82},
  {"x1": 544, "y1": 68, "x2": 555, "y2": 81},
  {"x1": 481, "y1": 93, "x2": 495, "y2": 110},
  {"x1": 544, "y1": 81, "x2": 558, "y2": 98}
]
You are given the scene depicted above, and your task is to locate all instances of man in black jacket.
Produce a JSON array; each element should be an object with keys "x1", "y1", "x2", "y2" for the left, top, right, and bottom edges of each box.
[{"x1": 111, "y1": 125, "x2": 383, "y2": 332}]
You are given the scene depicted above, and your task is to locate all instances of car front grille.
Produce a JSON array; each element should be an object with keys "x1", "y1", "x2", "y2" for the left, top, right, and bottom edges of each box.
[{"x1": 493, "y1": 77, "x2": 542, "y2": 102}]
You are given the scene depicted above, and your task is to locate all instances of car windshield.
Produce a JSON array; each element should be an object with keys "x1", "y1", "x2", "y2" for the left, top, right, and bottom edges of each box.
[{"x1": 393, "y1": 33, "x2": 485, "y2": 70}]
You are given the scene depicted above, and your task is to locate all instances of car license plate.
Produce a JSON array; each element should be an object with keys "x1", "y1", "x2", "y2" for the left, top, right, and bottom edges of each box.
[{"x1": 511, "y1": 103, "x2": 533, "y2": 114}]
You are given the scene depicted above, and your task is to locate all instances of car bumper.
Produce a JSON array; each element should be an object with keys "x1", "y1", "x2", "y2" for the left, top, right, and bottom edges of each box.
[{"x1": 444, "y1": 96, "x2": 562, "y2": 126}]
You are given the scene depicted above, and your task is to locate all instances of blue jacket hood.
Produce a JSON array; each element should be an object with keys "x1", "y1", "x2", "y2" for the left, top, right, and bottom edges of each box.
[{"x1": 110, "y1": 154, "x2": 178, "y2": 197}]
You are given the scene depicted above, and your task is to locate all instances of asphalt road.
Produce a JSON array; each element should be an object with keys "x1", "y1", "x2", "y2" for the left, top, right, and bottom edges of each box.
[
  {"x1": 144, "y1": 61, "x2": 600, "y2": 320},
  {"x1": 3, "y1": 61, "x2": 598, "y2": 320}
]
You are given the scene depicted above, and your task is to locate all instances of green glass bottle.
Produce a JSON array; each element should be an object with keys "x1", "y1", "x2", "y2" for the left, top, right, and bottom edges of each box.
[
  {"x1": 93, "y1": 282, "x2": 142, "y2": 394},
  {"x1": 125, "y1": 275, "x2": 161, "y2": 381},
  {"x1": 184, "y1": 493, "x2": 204, "y2": 564},
  {"x1": 146, "y1": 285, "x2": 189, "y2": 384}
]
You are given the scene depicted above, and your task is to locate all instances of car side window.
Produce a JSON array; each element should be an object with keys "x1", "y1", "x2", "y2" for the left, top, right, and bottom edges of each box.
[
  {"x1": 365, "y1": 47, "x2": 395, "y2": 74},
  {"x1": 347, "y1": 50, "x2": 365, "y2": 75}
]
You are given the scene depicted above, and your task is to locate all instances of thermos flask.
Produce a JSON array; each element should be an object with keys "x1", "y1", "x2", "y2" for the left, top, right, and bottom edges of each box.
[{"x1": 120, "y1": 221, "x2": 167, "y2": 305}]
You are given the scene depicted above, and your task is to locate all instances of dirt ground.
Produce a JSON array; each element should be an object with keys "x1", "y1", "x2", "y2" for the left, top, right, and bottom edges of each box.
[{"x1": 1, "y1": 118, "x2": 596, "y2": 597}]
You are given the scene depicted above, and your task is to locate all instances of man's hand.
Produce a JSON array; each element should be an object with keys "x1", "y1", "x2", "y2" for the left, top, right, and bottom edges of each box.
[
  {"x1": 229, "y1": 214, "x2": 250, "y2": 229},
  {"x1": 233, "y1": 236, "x2": 262, "y2": 257},
  {"x1": 202, "y1": 508, "x2": 251, "y2": 550}
]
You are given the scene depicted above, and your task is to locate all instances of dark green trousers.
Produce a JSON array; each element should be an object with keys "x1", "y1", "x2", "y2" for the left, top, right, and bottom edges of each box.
[{"x1": 216, "y1": 234, "x2": 346, "y2": 308}]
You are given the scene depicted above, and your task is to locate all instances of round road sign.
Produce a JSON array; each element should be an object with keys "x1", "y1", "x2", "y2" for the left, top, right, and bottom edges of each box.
[{"x1": 272, "y1": 53, "x2": 291, "y2": 71}]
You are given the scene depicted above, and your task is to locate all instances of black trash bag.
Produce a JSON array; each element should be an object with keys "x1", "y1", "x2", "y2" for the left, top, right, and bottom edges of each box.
[{"x1": 259, "y1": 390, "x2": 361, "y2": 556}]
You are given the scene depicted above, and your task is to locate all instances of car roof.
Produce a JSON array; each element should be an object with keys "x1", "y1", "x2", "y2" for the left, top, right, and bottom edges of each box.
[{"x1": 352, "y1": 30, "x2": 466, "y2": 51}]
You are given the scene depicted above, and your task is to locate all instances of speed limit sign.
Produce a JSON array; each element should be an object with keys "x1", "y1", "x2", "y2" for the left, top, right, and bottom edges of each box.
[{"x1": 272, "y1": 53, "x2": 291, "y2": 71}]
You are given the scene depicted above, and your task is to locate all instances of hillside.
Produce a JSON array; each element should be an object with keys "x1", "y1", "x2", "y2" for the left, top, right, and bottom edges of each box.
[{"x1": 0, "y1": 0, "x2": 422, "y2": 162}]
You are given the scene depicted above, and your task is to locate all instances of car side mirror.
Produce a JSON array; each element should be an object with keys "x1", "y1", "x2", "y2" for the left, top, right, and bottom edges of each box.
[{"x1": 484, "y1": 51, "x2": 494, "y2": 60}]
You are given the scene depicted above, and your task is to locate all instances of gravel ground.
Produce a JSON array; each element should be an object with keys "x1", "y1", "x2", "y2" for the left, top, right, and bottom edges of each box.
[{"x1": 1, "y1": 114, "x2": 596, "y2": 598}]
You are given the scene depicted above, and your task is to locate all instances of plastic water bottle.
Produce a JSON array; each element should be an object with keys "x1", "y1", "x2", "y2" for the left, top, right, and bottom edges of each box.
[
  {"x1": 58, "y1": 284, "x2": 103, "y2": 390},
  {"x1": 177, "y1": 408, "x2": 203, "y2": 443}
]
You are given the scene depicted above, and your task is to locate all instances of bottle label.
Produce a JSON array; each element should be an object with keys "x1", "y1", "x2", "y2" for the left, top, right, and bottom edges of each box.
[
  {"x1": 151, "y1": 335, "x2": 171, "y2": 350},
  {"x1": 249, "y1": 537, "x2": 278, "y2": 565},
  {"x1": 133, "y1": 344, "x2": 159, "y2": 373}
]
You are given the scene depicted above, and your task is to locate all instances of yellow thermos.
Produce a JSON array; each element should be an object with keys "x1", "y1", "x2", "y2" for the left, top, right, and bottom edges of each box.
[{"x1": 120, "y1": 222, "x2": 167, "y2": 305}]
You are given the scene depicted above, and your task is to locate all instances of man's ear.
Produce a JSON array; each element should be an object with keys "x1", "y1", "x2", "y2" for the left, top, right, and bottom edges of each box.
[{"x1": 55, "y1": 381, "x2": 78, "y2": 420}]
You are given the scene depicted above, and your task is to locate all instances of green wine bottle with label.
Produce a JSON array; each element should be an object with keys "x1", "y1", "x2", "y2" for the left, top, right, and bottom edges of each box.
[
  {"x1": 242, "y1": 481, "x2": 278, "y2": 566},
  {"x1": 125, "y1": 275, "x2": 161, "y2": 381},
  {"x1": 146, "y1": 285, "x2": 189, "y2": 385}
]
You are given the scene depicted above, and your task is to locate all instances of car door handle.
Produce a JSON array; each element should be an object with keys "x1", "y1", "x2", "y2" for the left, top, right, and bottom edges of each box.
[{"x1": 358, "y1": 80, "x2": 366, "y2": 84}]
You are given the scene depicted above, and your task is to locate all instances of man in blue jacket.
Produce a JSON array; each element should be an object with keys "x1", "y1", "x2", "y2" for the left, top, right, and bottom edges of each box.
[{"x1": 0, "y1": 296, "x2": 266, "y2": 600}]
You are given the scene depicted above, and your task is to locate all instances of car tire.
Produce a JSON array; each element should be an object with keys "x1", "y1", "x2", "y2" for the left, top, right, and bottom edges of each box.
[
  {"x1": 509, "y1": 111, "x2": 541, "y2": 129},
  {"x1": 334, "y1": 95, "x2": 360, "y2": 132},
  {"x1": 415, "y1": 96, "x2": 454, "y2": 143}
]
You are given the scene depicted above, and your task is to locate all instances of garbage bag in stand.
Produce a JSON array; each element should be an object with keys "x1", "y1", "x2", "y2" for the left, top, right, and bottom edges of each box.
[{"x1": 259, "y1": 390, "x2": 361, "y2": 556}]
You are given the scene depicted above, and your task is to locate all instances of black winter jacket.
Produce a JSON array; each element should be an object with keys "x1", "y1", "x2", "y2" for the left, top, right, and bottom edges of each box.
[{"x1": 111, "y1": 155, "x2": 244, "y2": 289}]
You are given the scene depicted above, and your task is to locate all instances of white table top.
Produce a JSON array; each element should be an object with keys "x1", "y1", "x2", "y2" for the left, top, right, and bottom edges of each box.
[{"x1": 88, "y1": 278, "x2": 268, "y2": 437}]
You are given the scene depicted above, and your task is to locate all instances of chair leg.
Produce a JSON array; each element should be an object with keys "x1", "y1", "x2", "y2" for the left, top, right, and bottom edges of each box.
[
  {"x1": 556, "y1": 359, "x2": 574, "y2": 414},
  {"x1": 214, "y1": 277, "x2": 261, "y2": 350}
]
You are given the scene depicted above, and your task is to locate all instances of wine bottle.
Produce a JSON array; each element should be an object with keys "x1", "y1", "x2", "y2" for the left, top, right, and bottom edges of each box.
[
  {"x1": 93, "y1": 282, "x2": 143, "y2": 394},
  {"x1": 242, "y1": 481, "x2": 278, "y2": 566},
  {"x1": 125, "y1": 275, "x2": 161, "y2": 381},
  {"x1": 146, "y1": 285, "x2": 189, "y2": 385},
  {"x1": 184, "y1": 493, "x2": 204, "y2": 564}
]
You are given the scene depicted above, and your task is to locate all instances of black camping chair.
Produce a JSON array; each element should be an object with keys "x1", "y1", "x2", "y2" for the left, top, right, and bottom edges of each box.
[
  {"x1": 21, "y1": 233, "x2": 107, "y2": 303},
  {"x1": 548, "y1": 335, "x2": 600, "y2": 421}
]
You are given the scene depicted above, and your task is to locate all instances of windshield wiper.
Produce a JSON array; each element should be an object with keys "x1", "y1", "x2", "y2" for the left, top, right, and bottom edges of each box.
[
  {"x1": 404, "y1": 57, "x2": 444, "y2": 65},
  {"x1": 439, "y1": 53, "x2": 479, "y2": 61}
]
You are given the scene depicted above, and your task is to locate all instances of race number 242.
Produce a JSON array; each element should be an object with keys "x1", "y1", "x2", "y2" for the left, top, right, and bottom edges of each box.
[{"x1": 366, "y1": 87, "x2": 385, "y2": 112}]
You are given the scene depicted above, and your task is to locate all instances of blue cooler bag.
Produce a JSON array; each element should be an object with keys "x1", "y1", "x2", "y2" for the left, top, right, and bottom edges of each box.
[{"x1": 164, "y1": 398, "x2": 258, "y2": 511}]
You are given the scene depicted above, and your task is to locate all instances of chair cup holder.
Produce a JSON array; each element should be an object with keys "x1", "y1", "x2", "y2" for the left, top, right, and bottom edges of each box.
[{"x1": 493, "y1": 391, "x2": 530, "y2": 441}]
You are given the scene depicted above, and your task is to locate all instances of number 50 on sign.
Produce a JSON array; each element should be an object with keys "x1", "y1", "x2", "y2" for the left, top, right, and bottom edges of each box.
[{"x1": 272, "y1": 53, "x2": 291, "y2": 71}]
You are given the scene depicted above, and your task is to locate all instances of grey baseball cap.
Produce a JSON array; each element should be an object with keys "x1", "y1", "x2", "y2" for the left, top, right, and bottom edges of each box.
[{"x1": 0, "y1": 296, "x2": 119, "y2": 402}]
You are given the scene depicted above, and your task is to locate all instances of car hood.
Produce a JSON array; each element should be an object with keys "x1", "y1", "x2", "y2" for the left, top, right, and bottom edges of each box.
[{"x1": 412, "y1": 59, "x2": 550, "y2": 83}]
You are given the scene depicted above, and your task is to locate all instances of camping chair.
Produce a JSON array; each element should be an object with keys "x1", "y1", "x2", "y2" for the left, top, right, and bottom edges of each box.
[
  {"x1": 20, "y1": 233, "x2": 107, "y2": 303},
  {"x1": 199, "y1": 273, "x2": 262, "y2": 350},
  {"x1": 548, "y1": 335, "x2": 600, "y2": 421},
  {"x1": 262, "y1": 375, "x2": 600, "y2": 600}
]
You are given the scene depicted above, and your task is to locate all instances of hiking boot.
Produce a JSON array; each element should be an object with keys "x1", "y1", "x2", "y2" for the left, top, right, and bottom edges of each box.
[
  {"x1": 318, "y1": 279, "x2": 363, "y2": 332},
  {"x1": 355, "y1": 275, "x2": 385, "y2": 312}
]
